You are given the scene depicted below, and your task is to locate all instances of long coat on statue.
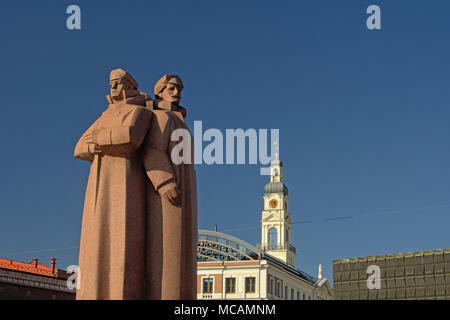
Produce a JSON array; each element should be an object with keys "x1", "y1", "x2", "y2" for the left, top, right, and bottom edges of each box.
[
  {"x1": 74, "y1": 93, "x2": 152, "y2": 300},
  {"x1": 141, "y1": 99, "x2": 198, "y2": 300}
]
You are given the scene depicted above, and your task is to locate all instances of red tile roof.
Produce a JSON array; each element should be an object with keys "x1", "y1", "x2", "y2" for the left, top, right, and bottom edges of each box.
[{"x1": 0, "y1": 258, "x2": 57, "y2": 277}]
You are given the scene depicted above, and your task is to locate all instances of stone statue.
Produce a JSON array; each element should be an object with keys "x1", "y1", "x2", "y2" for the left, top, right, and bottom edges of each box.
[
  {"x1": 141, "y1": 74, "x2": 198, "y2": 299},
  {"x1": 74, "y1": 68, "x2": 152, "y2": 299}
]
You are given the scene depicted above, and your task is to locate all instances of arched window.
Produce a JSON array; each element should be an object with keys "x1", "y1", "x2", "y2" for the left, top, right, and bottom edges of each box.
[{"x1": 268, "y1": 227, "x2": 277, "y2": 250}]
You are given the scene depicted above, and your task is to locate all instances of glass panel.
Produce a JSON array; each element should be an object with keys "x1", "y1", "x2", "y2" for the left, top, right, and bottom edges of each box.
[{"x1": 227, "y1": 240, "x2": 238, "y2": 249}]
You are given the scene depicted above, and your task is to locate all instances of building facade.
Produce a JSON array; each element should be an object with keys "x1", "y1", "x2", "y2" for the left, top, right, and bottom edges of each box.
[
  {"x1": 197, "y1": 230, "x2": 332, "y2": 300},
  {"x1": 197, "y1": 159, "x2": 333, "y2": 300},
  {"x1": 0, "y1": 258, "x2": 75, "y2": 300},
  {"x1": 333, "y1": 248, "x2": 450, "y2": 300}
]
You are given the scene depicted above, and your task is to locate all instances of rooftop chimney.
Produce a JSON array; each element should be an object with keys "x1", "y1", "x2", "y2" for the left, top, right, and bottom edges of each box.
[{"x1": 50, "y1": 258, "x2": 56, "y2": 274}]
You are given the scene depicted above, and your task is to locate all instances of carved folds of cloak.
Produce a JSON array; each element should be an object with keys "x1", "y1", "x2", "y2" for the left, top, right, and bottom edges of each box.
[
  {"x1": 141, "y1": 99, "x2": 198, "y2": 300},
  {"x1": 74, "y1": 94, "x2": 152, "y2": 300}
]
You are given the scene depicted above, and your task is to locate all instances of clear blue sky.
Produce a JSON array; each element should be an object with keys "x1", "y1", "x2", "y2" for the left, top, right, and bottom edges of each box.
[{"x1": 0, "y1": 0, "x2": 449, "y2": 282}]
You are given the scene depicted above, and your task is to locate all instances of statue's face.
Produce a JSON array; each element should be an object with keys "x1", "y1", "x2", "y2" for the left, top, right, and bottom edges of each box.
[
  {"x1": 160, "y1": 82, "x2": 182, "y2": 104},
  {"x1": 110, "y1": 77, "x2": 132, "y2": 101}
]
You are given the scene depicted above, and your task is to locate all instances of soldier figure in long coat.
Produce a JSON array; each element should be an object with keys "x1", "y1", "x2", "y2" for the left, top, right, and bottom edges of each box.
[
  {"x1": 142, "y1": 74, "x2": 198, "y2": 300},
  {"x1": 74, "y1": 68, "x2": 152, "y2": 299}
]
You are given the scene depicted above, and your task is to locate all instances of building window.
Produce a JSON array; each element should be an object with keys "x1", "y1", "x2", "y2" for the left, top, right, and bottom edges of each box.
[
  {"x1": 225, "y1": 277, "x2": 236, "y2": 294},
  {"x1": 285, "y1": 286, "x2": 288, "y2": 300},
  {"x1": 268, "y1": 228, "x2": 277, "y2": 250},
  {"x1": 202, "y1": 277, "x2": 213, "y2": 294},
  {"x1": 277, "y1": 282, "x2": 281, "y2": 297},
  {"x1": 270, "y1": 278, "x2": 274, "y2": 295},
  {"x1": 303, "y1": 293, "x2": 306, "y2": 300},
  {"x1": 291, "y1": 289, "x2": 294, "y2": 300},
  {"x1": 297, "y1": 291, "x2": 300, "y2": 300},
  {"x1": 245, "y1": 277, "x2": 256, "y2": 293}
]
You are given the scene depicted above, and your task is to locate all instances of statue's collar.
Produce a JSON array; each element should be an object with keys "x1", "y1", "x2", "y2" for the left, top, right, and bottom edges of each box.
[
  {"x1": 154, "y1": 98, "x2": 187, "y2": 118},
  {"x1": 106, "y1": 92, "x2": 147, "y2": 108}
]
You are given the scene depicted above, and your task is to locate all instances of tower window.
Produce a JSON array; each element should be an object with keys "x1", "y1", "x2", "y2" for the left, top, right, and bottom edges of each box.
[{"x1": 268, "y1": 227, "x2": 277, "y2": 250}]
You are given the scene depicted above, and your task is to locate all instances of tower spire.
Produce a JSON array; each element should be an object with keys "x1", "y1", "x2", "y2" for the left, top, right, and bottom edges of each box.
[{"x1": 260, "y1": 157, "x2": 296, "y2": 267}]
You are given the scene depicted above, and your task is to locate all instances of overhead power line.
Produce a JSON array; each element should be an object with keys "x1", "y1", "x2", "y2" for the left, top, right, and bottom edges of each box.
[
  {"x1": 2, "y1": 204, "x2": 449, "y2": 257},
  {"x1": 218, "y1": 204, "x2": 450, "y2": 233}
]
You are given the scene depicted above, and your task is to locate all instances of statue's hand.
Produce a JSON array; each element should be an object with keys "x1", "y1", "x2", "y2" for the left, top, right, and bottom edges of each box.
[
  {"x1": 84, "y1": 133, "x2": 96, "y2": 144},
  {"x1": 159, "y1": 182, "x2": 181, "y2": 206},
  {"x1": 84, "y1": 133, "x2": 102, "y2": 155}
]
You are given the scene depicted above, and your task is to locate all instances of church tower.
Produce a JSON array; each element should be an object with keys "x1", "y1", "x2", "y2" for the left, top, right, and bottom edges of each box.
[{"x1": 260, "y1": 157, "x2": 296, "y2": 267}]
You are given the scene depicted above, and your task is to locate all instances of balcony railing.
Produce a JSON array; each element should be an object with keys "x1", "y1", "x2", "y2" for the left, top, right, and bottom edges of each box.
[{"x1": 257, "y1": 244, "x2": 296, "y2": 254}]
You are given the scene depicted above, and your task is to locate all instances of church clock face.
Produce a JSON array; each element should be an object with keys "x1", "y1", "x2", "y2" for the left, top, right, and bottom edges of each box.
[{"x1": 269, "y1": 199, "x2": 278, "y2": 209}]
